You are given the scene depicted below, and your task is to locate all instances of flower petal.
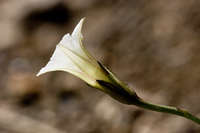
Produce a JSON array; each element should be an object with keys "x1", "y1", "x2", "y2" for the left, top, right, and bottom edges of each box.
[
  {"x1": 58, "y1": 44, "x2": 109, "y2": 83},
  {"x1": 72, "y1": 18, "x2": 85, "y2": 39},
  {"x1": 59, "y1": 18, "x2": 97, "y2": 65},
  {"x1": 59, "y1": 33, "x2": 87, "y2": 58},
  {"x1": 36, "y1": 45, "x2": 81, "y2": 76}
]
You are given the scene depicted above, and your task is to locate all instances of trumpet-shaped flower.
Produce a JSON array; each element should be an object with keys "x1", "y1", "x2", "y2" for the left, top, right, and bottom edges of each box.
[
  {"x1": 37, "y1": 18, "x2": 136, "y2": 104},
  {"x1": 37, "y1": 18, "x2": 111, "y2": 89}
]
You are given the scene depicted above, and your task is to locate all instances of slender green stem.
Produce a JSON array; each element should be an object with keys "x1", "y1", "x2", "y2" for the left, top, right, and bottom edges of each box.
[
  {"x1": 133, "y1": 97, "x2": 200, "y2": 125},
  {"x1": 95, "y1": 65, "x2": 200, "y2": 125}
]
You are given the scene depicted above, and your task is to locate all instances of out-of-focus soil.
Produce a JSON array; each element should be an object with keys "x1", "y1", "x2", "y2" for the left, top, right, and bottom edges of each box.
[{"x1": 0, "y1": 0, "x2": 200, "y2": 133}]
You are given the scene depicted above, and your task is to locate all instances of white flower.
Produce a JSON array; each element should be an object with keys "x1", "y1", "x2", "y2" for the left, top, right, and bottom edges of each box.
[
  {"x1": 37, "y1": 18, "x2": 110, "y2": 89},
  {"x1": 37, "y1": 18, "x2": 137, "y2": 104}
]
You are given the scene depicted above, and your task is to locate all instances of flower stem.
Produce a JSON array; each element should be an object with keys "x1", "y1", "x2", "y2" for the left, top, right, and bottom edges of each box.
[
  {"x1": 95, "y1": 67, "x2": 200, "y2": 125},
  {"x1": 133, "y1": 96, "x2": 200, "y2": 125}
]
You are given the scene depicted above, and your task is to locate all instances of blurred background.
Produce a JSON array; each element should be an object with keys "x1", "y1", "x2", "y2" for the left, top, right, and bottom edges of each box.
[{"x1": 0, "y1": 0, "x2": 200, "y2": 132}]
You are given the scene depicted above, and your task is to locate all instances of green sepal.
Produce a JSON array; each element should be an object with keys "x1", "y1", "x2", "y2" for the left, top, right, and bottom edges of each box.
[
  {"x1": 97, "y1": 61, "x2": 110, "y2": 75},
  {"x1": 97, "y1": 61, "x2": 135, "y2": 95},
  {"x1": 96, "y1": 80, "x2": 140, "y2": 105}
]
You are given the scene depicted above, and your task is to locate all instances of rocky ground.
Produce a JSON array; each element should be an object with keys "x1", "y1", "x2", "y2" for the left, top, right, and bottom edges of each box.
[{"x1": 0, "y1": 0, "x2": 200, "y2": 133}]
